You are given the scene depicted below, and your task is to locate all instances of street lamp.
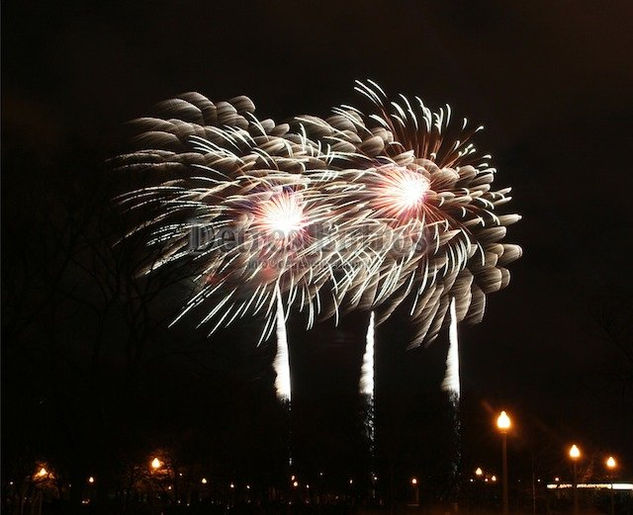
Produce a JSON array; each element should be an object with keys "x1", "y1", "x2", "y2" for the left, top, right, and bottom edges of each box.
[
  {"x1": 411, "y1": 477, "x2": 419, "y2": 506},
  {"x1": 568, "y1": 444, "x2": 581, "y2": 515},
  {"x1": 496, "y1": 411, "x2": 511, "y2": 515},
  {"x1": 475, "y1": 467, "x2": 483, "y2": 478},
  {"x1": 606, "y1": 456, "x2": 617, "y2": 515},
  {"x1": 150, "y1": 458, "x2": 162, "y2": 471}
]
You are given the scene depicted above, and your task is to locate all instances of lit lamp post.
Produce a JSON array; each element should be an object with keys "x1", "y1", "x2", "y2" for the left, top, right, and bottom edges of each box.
[
  {"x1": 496, "y1": 411, "x2": 511, "y2": 515},
  {"x1": 411, "y1": 477, "x2": 419, "y2": 506},
  {"x1": 606, "y1": 456, "x2": 617, "y2": 515},
  {"x1": 569, "y1": 444, "x2": 581, "y2": 515}
]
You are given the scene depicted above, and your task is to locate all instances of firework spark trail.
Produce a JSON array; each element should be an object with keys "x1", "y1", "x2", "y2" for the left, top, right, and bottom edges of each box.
[
  {"x1": 442, "y1": 297, "x2": 462, "y2": 499},
  {"x1": 360, "y1": 310, "x2": 376, "y2": 454},
  {"x1": 274, "y1": 286, "x2": 292, "y2": 403},
  {"x1": 442, "y1": 297, "x2": 460, "y2": 399},
  {"x1": 273, "y1": 285, "x2": 293, "y2": 468}
]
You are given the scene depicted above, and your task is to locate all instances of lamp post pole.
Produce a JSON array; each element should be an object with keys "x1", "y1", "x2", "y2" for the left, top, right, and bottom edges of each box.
[
  {"x1": 569, "y1": 444, "x2": 581, "y2": 515},
  {"x1": 606, "y1": 456, "x2": 617, "y2": 515},
  {"x1": 496, "y1": 411, "x2": 511, "y2": 515},
  {"x1": 502, "y1": 433, "x2": 508, "y2": 515}
]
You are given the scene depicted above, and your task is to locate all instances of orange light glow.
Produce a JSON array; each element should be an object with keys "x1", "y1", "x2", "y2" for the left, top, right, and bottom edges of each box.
[{"x1": 496, "y1": 411, "x2": 511, "y2": 431}]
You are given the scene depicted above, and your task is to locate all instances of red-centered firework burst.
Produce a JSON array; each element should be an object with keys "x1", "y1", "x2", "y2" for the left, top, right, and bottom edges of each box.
[
  {"x1": 113, "y1": 93, "x2": 370, "y2": 340},
  {"x1": 291, "y1": 80, "x2": 522, "y2": 345}
]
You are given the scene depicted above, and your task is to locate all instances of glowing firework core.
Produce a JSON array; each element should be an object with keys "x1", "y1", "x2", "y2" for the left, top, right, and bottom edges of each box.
[
  {"x1": 376, "y1": 167, "x2": 430, "y2": 219},
  {"x1": 260, "y1": 192, "x2": 305, "y2": 239}
]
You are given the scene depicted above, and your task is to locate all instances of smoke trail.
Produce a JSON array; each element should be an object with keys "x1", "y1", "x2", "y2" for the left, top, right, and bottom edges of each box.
[
  {"x1": 273, "y1": 287, "x2": 292, "y2": 471},
  {"x1": 360, "y1": 311, "x2": 376, "y2": 495},
  {"x1": 360, "y1": 311, "x2": 375, "y2": 398},
  {"x1": 274, "y1": 287, "x2": 291, "y2": 403},
  {"x1": 442, "y1": 297, "x2": 460, "y2": 398},
  {"x1": 442, "y1": 297, "x2": 461, "y2": 502}
]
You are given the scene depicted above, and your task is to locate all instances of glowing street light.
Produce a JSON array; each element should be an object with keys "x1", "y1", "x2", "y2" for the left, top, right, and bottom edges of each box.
[
  {"x1": 475, "y1": 467, "x2": 483, "y2": 477},
  {"x1": 606, "y1": 456, "x2": 618, "y2": 515},
  {"x1": 150, "y1": 458, "x2": 162, "y2": 470},
  {"x1": 201, "y1": 478, "x2": 208, "y2": 485},
  {"x1": 497, "y1": 411, "x2": 511, "y2": 431},
  {"x1": 88, "y1": 476, "x2": 95, "y2": 484},
  {"x1": 491, "y1": 475, "x2": 497, "y2": 482},
  {"x1": 496, "y1": 411, "x2": 512, "y2": 515},
  {"x1": 568, "y1": 444, "x2": 581, "y2": 515},
  {"x1": 411, "y1": 477, "x2": 419, "y2": 505}
]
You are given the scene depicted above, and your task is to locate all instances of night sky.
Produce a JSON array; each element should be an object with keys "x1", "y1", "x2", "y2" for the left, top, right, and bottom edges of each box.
[{"x1": 3, "y1": 0, "x2": 633, "y2": 490}]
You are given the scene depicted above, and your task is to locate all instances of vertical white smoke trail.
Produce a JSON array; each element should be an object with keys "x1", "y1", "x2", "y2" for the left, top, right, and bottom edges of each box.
[
  {"x1": 274, "y1": 286, "x2": 291, "y2": 402},
  {"x1": 360, "y1": 311, "x2": 375, "y2": 397},
  {"x1": 442, "y1": 296, "x2": 462, "y2": 501},
  {"x1": 441, "y1": 297, "x2": 460, "y2": 398},
  {"x1": 361, "y1": 311, "x2": 376, "y2": 493}
]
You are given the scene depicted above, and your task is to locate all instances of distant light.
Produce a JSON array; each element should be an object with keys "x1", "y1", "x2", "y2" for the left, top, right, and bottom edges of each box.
[
  {"x1": 201, "y1": 478, "x2": 207, "y2": 485},
  {"x1": 547, "y1": 483, "x2": 633, "y2": 491},
  {"x1": 179, "y1": 473, "x2": 183, "y2": 477},
  {"x1": 230, "y1": 483, "x2": 235, "y2": 489},
  {"x1": 475, "y1": 467, "x2": 483, "y2": 477},
  {"x1": 606, "y1": 456, "x2": 617, "y2": 470},
  {"x1": 555, "y1": 477, "x2": 560, "y2": 482},
  {"x1": 151, "y1": 458, "x2": 162, "y2": 470},
  {"x1": 9, "y1": 481, "x2": 14, "y2": 486},
  {"x1": 293, "y1": 481, "x2": 298, "y2": 488},
  {"x1": 491, "y1": 475, "x2": 497, "y2": 482},
  {"x1": 306, "y1": 484, "x2": 310, "y2": 489},
  {"x1": 37, "y1": 467, "x2": 48, "y2": 478},
  {"x1": 497, "y1": 411, "x2": 511, "y2": 431},
  {"x1": 168, "y1": 486, "x2": 172, "y2": 490},
  {"x1": 319, "y1": 472, "x2": 324, "y2": 477},
  {"x1": 469, "y1": 478, "x2": 474, "y2": 483},
  {"x1": 411, "y1": 478, "x2": 418, "y2": 485},
  {"x1": 569, "y1": 445, "x2": 581, "y2": 460},
  {"x1": 485, "y1": 478, "x2": 489, "y2": 483},
  {"x1": 291, "y1": 475, "x2": 296, "y2": 481},
  {"x1": 246, "y1": 485, "x2": 250, "y2": 490},
  {"x1": 537, "y1": 479, "x2": 541, "y2": 483},
  {"x1": 349, "y1": 479, "x2": 353, "y2": 485},
  {"x1": 373, "y1": 475, "x2": 378, "y2": 481},
  {"x1": 88, "y1": 476, "x2": 95, "y2": 484}
]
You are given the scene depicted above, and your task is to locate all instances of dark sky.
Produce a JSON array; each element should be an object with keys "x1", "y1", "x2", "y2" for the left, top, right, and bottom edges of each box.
[{"x1": 3, "y1": 0, "x2": 633, "y2": 485}]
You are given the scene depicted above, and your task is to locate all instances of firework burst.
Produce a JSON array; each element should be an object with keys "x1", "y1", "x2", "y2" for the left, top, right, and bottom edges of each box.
[
  {"x1": 291, "y1": 80, "x2": 522, "y2": 345},
  {"x1": 115, "y1": 82, "x2": 521, "y2": 347}
]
